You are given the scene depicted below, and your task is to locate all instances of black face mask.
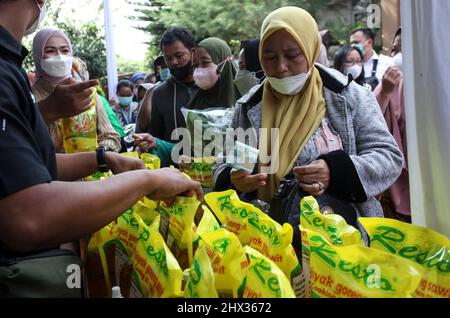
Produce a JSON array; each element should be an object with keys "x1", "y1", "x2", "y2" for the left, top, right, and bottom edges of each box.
[
  {"x1": 170, "y1": 60, "x2": 193, "y2": 81},
  {"x1": 156, "y1": 75, "x2": 161, "y2": 82}
]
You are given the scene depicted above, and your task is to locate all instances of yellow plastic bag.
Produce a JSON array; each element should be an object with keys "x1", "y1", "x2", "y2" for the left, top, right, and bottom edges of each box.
[
  {"x1": 135, "y1": 197, "x2": 159, "y2": 226},
  {"x1": 359, "y1": 217, "x2": 450, "y2": 298},
  {"x1": 120, "y1": 152, "x2": 161, "y2": 170},
  {"x1": 157, "y1": 196, "x2": 201, "y2": 269},
  {"x1": 113, "y1": 206, "x2": 143, "y2": 297},
  {"x1": 198, "y1": 228, "x2": 249, "y2": 298},
  {"x1": 62, "y1": 92, "x2": 97, "y2": 153},
  {"x1": 83, "y1": 170, "x2": 111, "y2": 182},
  {"x1": 184, "y1": 245, "x2": 219, "y2": 298},
  {"x1": 120, "y1": 151, "x2": 139, "y2": 159},
  {"x1": 141, "y1": 152, "x2": 161, "y2": 170},
  {"x1": 205, "y1": 190, "x2": 301, "y2": 292},
  {"x1": 182, "y1": 157, "x2": 216, "y2": 188},
  {"x1": 300, "y1": 196, "x2": 363, "y2": 246},
  {"x1": 304, "y1": 228, "x2": 424, "y2": 298},
  {"x1": 299, "y1": 196, "x2": 364, "y2": 298},
  {"x1": 194, "y1": 205, "x2": 221, "y2": 240},
  {"x1": 239, "y1": 246, "x2": 295, "y2": 298},
  {"x1": 88, "y1": 222, "x2": 117, "y2": 296},
  {"x1": 129, "y1": 216, "x2": 183, "y2": 298}
]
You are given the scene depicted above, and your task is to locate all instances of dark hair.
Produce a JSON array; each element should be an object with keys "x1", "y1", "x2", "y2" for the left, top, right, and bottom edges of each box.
[
  {"x1": 153, "y1": 55, "x2": 166, "y2": 71},
  {"x1": 160, "y1": 27, "x2": 196, "y2": 51},
  {"x1": 334, "y1": 45, "x2": 365, "y2": 86},
  {"x1": 240, "y1": 38, "x2": 264, "y2": 79},
  {"x1": 116, "y1": 79, "x2": 133, "y2": 94},
  {"x1": 394, "y1": 27, "x2": 402, "y2": 40},
  {"x1": 350, "y1": 27, "x2": 376, "y2": 42}
]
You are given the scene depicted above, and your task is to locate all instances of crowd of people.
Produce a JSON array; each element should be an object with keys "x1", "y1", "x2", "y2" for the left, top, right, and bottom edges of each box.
[{"x1": 0, "y1": 0, "x2": 408, "y2": 297}]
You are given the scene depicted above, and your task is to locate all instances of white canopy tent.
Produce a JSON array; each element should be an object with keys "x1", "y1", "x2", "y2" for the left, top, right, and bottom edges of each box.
[
  {"x1": 103, "y1": 0, "x2": 118, "y2": 99},
  {"x1": 401, "y1": 0, "x2": 450, "y2": 237}
]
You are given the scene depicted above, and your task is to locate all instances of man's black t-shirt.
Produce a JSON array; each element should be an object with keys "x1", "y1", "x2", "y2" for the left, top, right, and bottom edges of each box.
[{"x1": 0, "y1": 26, "x2": 57, "y2": 252}]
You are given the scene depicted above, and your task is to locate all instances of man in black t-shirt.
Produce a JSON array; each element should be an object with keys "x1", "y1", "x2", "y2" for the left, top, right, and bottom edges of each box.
[
  {"x1": 0, "y1": 0, "x2": 202, "y2": 297},
  {"x1": 148, "y1": 27, "x2": 199, "y2": 143}
]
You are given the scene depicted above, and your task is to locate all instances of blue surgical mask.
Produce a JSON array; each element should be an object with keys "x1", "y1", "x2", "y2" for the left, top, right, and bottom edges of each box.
[
  {"x1": 160, "y1": 68, "x2": 171, "y2": 81},
  {"x1": 353, "y1": 43, "x2": 365, "y2": 56},
  {"x1": 118, "y1": 96, "x2": 133, "y2": 107}
]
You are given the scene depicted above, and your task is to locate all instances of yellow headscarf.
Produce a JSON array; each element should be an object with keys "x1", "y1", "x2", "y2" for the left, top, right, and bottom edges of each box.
[{"x1": 258, "y1": 7, "x2": 326, "y2": 203}]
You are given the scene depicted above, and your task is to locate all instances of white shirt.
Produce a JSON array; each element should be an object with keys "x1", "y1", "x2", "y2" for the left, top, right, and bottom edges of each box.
[{"x1": 364, "y1": 50, "x2": 395, "y2": 81}]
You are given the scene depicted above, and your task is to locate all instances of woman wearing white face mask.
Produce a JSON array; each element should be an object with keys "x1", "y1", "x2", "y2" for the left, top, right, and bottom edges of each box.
[
  {"x1": 334, "y1": 45, "x2": 371, "y2": 90},
  {"x1": 31, "y1": 27, "x2": 121, "y2": 153},
  {"x1": 188, "y1": 37, "x2": 241, "y2": 109},
  {"x1": 213, "y1": 7, "x2": 403, "y2": 242}
]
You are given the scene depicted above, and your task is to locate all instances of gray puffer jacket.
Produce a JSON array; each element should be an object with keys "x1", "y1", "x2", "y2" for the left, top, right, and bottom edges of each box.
[{"x1": 213, "y1": 63, "x2": 403, "y2": 218}]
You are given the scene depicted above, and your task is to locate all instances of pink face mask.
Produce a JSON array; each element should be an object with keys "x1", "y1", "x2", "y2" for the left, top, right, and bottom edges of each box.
[
  {"x1": 193, "y1": 65, "x2": 218, "y2": 90},
  {"x1": 193, "y1": 57, "x2": 231, "y2": 90}
]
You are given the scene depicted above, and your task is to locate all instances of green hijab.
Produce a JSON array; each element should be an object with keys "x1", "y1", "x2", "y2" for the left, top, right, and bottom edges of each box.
[{"x1": 188, "y1": 37, "x2": 240, "y2": 109}]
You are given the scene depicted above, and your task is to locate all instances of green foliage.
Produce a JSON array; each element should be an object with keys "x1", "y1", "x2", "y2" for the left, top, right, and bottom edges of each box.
[
  {"x1": 328, "y1": 19, "x2": 366, "y2": 46},
  {"x1": 117, "y1": 55, "x2": 147, "y2": 74},
  {"x1": 129, "y1": 0, "x2": 332, "y2": 65}
]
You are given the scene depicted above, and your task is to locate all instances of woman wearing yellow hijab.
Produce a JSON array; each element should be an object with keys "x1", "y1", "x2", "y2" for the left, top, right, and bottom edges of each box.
[{"x1": 213, "y1": 7, "x2": 403, "y2": 222}]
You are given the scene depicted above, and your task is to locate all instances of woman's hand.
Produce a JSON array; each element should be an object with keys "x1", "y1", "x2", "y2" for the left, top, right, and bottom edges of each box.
[
  {"x1": 293, "y1": 159, "x2": 330, "y2": 196},
  {"x1": 381, "y1": 66, "x2": 402, "y2": 97},
  {"x1": 134, "y1": 133, "x2": 157, "y2": 153},
  {"x1": 230, "y1": 169, "x2": 267, "y2": 193},
  {"x1": 105, "y1": 152, "x2": 146, "y2": 174},
  {"x1": 38, "y1": 78, "x2": 99, "y2": 124},
  {"x1": 147, "y1": 168, "x2": 203, "y2": 202}
]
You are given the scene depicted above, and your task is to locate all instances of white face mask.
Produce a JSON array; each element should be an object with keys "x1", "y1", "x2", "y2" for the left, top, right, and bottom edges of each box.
[
  {"x1": 393, "y1": 52, "x2": 403, "y2": 71},
  {"x1": 266, "y1": 69, "x2": 311, "y2": 95},
  {"x1": 344, "y1": 64, "x2": 363, "y2": 81},
  {"x1": 41, "y1": 54, "x2": 73, "y2": 78},
  {"x1": 24, "y1": 1, "x2": 46, "y2": 36}
]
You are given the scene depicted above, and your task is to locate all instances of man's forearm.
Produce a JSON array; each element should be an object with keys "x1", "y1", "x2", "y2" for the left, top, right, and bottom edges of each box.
[
  {"x1": 0, "y1": 170, "x2": 161, "y2": 252},
  {"x1": 56, "y1": 153, "x2": 98, "y2": 181}
]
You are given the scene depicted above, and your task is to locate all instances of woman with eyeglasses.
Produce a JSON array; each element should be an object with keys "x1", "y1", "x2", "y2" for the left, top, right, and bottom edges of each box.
[{"x1": 334, "y1": 45, "x2": 371, "y2": 90}]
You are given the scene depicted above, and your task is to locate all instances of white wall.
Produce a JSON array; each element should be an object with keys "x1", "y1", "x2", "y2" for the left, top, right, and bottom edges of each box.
[{"x1": 401, "y1": 0, "x2": 450, "y2": 237}]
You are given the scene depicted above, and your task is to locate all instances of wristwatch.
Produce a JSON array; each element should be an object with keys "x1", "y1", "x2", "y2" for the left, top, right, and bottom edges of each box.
[{"x1": 96, "y1": 146, "x2": 109, "y2": 172}]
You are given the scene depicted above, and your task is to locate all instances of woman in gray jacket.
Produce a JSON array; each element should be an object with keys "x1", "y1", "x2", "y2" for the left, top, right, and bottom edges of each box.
[{"x1": 213, "y1": 7, "x2": 403, "y2": 226}]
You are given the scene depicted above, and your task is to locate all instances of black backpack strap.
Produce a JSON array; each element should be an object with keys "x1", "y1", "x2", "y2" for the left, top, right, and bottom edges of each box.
[
  {"x1": 372, "y1": 59, "x2": 379, "y2": 77},
  {"x1": 316, "y1": 65, "x2": 350, "y2": 94}
]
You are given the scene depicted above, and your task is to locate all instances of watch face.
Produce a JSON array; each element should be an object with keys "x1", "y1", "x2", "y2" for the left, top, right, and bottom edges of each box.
[{"x1": 96, "y1": 147, "x2": 108, "y2": 172}]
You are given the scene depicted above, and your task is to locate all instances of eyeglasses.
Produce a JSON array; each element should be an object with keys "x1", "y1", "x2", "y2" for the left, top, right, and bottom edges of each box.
[{"x1": 344, "y1": 59, "x2": 363, "y2": 66}]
